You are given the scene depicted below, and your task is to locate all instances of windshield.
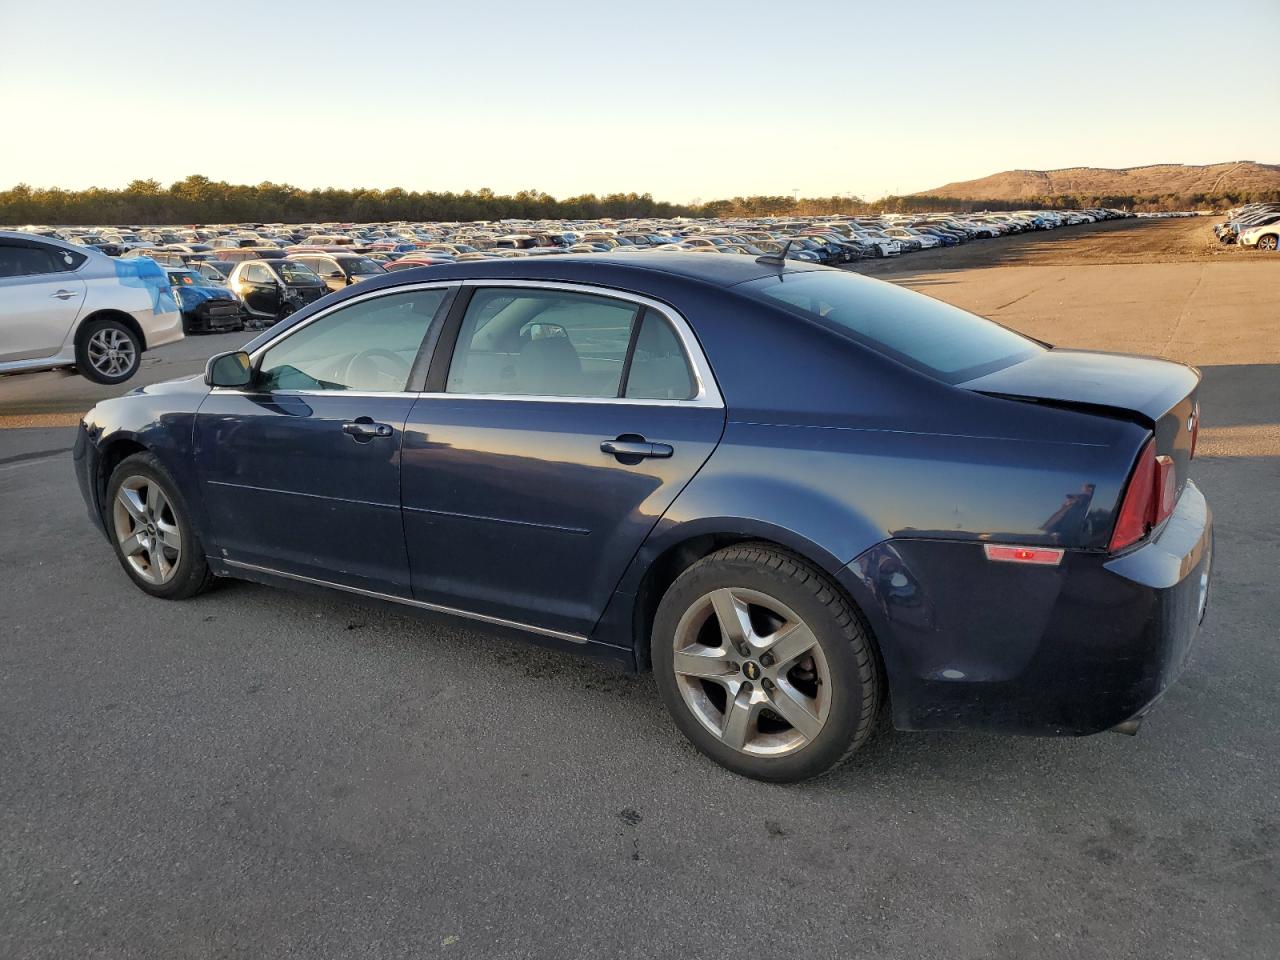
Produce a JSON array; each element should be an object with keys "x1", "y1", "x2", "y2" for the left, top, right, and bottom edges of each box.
[
  {"x1": 348, "y1": 257, "x2": 387, "y2": 276},
  {"x1": 740, "y1": 270, "x2": 1043, "y2": 383},
  {"x1": 276, "y1": 261, "x2": 321, "y2": 284},
  {"x1": 168, "y1": 271, "x2": 198, "y2": 286}
]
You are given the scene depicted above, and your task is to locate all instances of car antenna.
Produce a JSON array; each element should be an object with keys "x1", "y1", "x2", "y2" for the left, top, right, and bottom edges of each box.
[{"x1": 756, "y1": 238, "x2": 793, "y2": 265}]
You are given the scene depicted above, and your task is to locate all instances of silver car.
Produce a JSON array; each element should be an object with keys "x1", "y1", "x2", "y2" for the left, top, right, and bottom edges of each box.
[{"x1": 0, "y1": 231, "x2": 183, "y2": 384}]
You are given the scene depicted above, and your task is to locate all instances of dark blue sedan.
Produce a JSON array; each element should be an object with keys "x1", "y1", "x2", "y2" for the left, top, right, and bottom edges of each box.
[{"x1": 73, "y1": 253, "x2": 1213, "y2": 781}]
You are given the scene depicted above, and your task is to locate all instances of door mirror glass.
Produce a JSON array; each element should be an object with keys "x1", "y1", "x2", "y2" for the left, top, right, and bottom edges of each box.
[{"x1": 206, "y1": 350, "x2": 253, "y2": 388}]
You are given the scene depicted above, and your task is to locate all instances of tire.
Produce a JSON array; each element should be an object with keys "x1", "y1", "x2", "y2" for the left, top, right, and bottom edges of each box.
[
  {"x1": 653, "y1": 543, "x2": 882, "y2": 782},
  {"x1": 1258, "y1": 234, "x2": 1278, "y2": 252},
  {"x1": 105, "y1": 452, "x2": 213, "y2": 600},
  {"x1": 76, "y1": 317, "x2": 142, "y2": 385}
]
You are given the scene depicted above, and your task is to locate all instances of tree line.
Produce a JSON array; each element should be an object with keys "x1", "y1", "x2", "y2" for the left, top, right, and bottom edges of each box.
[{"x1": 3, "y1": 175, "x2": 1276, "y2": 225}]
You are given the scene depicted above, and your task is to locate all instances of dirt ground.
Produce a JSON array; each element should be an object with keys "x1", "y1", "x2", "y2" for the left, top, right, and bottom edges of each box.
[{"x1": 853, "y1": 215, "x2": 1267, "y2": 271}]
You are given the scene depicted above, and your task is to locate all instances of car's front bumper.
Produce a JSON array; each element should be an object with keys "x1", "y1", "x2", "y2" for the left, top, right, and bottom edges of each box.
[
  {"x1": 844, "y1": 480, "x2": 1213, "y2": 736},
  {"x1": 72, "y1": 420, "x2": 108, "y2": 537},
  {"x1": 184, "y1": 299, "x2": 243, "y2": 333}
]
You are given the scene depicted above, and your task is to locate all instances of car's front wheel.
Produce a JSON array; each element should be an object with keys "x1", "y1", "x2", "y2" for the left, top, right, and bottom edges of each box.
[
  {"x1": 76, "y1": 317, "x2": 141, "y2": 384},
  {"x1": 105, "y1": 452, "x2": 213, "y2": 600},
  {"x1": 653, "y1": 544, "x2": 882, "y2": 782}
]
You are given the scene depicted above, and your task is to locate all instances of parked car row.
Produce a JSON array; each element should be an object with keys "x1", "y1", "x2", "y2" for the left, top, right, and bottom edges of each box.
[
  {"x1": 6, "y1": 208, "x2": 1139, "y2": 334},
  {"x1": 1213, "y1": 203, "x2": 1280, "y2": 250}
]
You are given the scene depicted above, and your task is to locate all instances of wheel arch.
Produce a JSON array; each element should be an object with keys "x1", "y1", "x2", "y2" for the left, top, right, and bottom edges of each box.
[
  {"x1": 93, "y1": 435, "x2": 150, "y2": 521},
  {"x1": 77, "y1": 309, "x2": 148, "y2": 351},
  {"x1": 613, "y1": 519, "x2": 884, "y2": 678}
]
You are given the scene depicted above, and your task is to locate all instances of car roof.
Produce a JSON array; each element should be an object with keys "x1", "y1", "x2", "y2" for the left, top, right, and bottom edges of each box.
[{"x1": 381, "y1": 251, "x2": 814, "y2": 289}]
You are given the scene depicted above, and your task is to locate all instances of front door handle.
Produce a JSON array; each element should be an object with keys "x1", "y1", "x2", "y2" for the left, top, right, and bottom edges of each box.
[
  {"x1": 342, "y1": 417, "x2": 394, "y2": 442},
  {"x1": 601, "y1": 438, "x2": 674, "y2": 460},
  {"x1": 51, "y1": 289, "x2": 80, "y2": 300}
]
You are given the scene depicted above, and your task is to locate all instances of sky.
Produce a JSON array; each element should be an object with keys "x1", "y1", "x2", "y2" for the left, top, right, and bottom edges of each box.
[{"x1": 2, "y1": 0, "x2": 1277, "y2": 202}]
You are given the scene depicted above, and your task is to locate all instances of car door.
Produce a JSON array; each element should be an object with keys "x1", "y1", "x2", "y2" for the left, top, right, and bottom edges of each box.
[
  {"x1": 401, "y1": 282, "x2": 725, "y2": 639},
  {"x1": 193, "y1": 284, "x2": 454, "y2": 595},
  {"x1": 242, "y1": 262, "x2": 282, "y2": 317},
  {"x1": 317, "y1": 258, "x2": 349, "y2": 292},
  {"x1": 0, "y1": 239, "x2": 88, "y2": 362}
]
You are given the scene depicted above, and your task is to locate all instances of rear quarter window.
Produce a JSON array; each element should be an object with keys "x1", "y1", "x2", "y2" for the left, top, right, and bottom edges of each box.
[{"x1": 740, "y1": 270, "x2": 1042, "y2": 383}]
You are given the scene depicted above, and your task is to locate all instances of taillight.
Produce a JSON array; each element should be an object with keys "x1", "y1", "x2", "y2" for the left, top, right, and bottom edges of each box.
[{"x1": 1109, "y1": 438, "x2": 1177, "y2": 552}]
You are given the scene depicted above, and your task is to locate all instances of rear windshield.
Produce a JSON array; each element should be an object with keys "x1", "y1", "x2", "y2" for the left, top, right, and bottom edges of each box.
[{"x1": 740, "y1": 270, "x2": 1042, "y2": 383}]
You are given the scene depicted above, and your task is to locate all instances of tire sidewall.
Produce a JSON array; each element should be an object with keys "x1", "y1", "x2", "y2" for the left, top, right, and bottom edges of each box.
[
  {"x1": 105, "y1": 453, "x2": 206, "y2": 600},
  {"x1": 653, "y1": 551, "x2": 871, "y2": 782},
  {"x1": 76, "y1": 318, "x2": 142, "y2": 385}
]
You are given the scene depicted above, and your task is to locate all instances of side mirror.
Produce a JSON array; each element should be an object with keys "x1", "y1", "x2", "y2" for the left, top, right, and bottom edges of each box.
[{"x1": 205, "y1": 350, "x2": 252, "y2": 388}]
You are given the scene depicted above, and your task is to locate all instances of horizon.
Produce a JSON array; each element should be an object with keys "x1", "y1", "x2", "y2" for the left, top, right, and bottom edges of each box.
[{"x1": 2, "y1": 1, "x2": 1278, "y2": 202}]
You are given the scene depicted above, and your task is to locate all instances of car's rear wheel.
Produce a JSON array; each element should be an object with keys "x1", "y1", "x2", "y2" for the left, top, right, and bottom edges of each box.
[
  {"x1": 653, "y1": 544, "x2": 882, "y2": 782},
  {"x1": 76, "y1": 317, "x2": 141, "y2": 384},
  {"x1": 106, "y1": 452, "x2": 213, "y2": 600},
  {"x1": 1258, "y1": 234, "x2": 1278, "y2": 251}
]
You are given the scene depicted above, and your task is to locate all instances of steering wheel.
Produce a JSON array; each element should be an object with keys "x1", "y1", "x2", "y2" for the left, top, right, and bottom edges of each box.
[{"x1": 343, "y1": 348, "x2": 412, "y2": 390}]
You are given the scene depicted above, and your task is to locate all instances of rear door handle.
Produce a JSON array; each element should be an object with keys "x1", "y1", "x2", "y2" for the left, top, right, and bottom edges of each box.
[
  {"x1": 51, "y1": 289, "x2": 79, "y2": 300},
  {"x1": 342, "y1": 418, "x2": 394, "y2": 442},
  {"x1": 601, "y1": 438, "x2": 674, "y2": 459}
]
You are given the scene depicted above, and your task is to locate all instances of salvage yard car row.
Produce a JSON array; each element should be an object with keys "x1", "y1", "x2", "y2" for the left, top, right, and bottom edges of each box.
[
  {"x1": 1, "y1": 208, "x2": 1133, "y2": 384},
  {"x1": 1212, "y1": 202, "x2": 1280, "y2": 250}
]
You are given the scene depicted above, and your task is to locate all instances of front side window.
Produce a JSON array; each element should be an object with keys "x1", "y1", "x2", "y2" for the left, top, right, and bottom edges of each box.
[
  {"x1": 257, "y1": 288, "x2": 449, "y2": 393},
  {"x1": 741, "y1": 270, "x2": 1042, "y2": 383},
  {"x1": 447, "y1": 288, "x2": 641, "y2": 398}
]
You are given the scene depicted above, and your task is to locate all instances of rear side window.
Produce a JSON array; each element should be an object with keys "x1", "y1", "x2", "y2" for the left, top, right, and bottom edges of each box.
[
  {"x1": 624, "y1": 312, "x2": 695, "y2": 401},
  {"x1": 0, "y1": 240, "x2": 85, "y2": 277},
  {"x1": 447, "y1": 288, "x2": 639, "y2": 398},
  {"x1": 740, "y1": 270, "x2": 1042, "y2": 383}
]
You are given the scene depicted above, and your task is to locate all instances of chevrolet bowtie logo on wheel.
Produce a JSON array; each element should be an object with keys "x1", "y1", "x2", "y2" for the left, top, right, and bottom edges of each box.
[{"x1": 742, "y1": 662, "x2": 762, "y2": 681}]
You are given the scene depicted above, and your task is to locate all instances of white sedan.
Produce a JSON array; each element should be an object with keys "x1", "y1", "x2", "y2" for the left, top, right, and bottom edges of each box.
[{"x1": 0, "y1": 231, "x2": 183, "y2": 384}]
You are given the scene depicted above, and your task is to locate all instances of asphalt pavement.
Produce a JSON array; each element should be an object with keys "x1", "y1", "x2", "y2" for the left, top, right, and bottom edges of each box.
[{"x1": 2, "y1": 231, "x2": 1277, "y2": 959}]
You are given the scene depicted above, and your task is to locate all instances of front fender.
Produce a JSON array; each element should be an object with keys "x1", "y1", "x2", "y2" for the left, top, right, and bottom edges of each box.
[{"x1": 79, "y1": 379, "x2": 214, "y2": 552}]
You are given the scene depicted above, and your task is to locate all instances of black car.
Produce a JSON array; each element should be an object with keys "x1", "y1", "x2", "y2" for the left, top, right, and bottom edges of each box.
[
  {"x1": 229, "y1": 259, "x2": 328, "y2": 326},
  {"x1": 288, "y1": 252, "x2": 388, "y2": 293},
  {"x1": 74, "y1": 253, "x2": 1211, "y2": 782}
]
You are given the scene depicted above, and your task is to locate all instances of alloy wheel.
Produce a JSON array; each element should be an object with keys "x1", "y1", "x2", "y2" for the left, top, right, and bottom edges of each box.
[
  {"x1": 87, "y1": 327, "x2": 137, "y2": 378},
  {"x1": 112, "y1": 476, "x2": 181, "y2": 584},
  {"x1": 671, "y1": 587, "x2": 832, "y2": 757}
]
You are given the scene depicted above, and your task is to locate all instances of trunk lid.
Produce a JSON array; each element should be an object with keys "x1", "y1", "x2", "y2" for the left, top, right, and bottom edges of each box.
[{"x1": 961, "y1": 348, "x2": 1201, "y2": 499}]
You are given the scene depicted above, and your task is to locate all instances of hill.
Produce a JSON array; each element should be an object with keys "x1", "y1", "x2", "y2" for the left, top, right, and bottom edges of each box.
[{"x1": 919, "y1": 161, "x2": 1280, "y2": 201}]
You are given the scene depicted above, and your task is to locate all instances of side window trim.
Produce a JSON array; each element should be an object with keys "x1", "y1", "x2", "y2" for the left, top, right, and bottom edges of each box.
[
  {"x1": 421, "y1": 280, "x2": 722, "y2": 408},
  {"x1": 616, "y1": 306, "x2": 647, "y2": 399}
]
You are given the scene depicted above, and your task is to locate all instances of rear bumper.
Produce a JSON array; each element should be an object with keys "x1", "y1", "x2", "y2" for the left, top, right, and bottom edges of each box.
[
  {"x1": 141, "y1": 308, "x2": 184, "y2": 350},
  {"x1": 845, "y1": 481, "x2": 1213, "y2": 736}
]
